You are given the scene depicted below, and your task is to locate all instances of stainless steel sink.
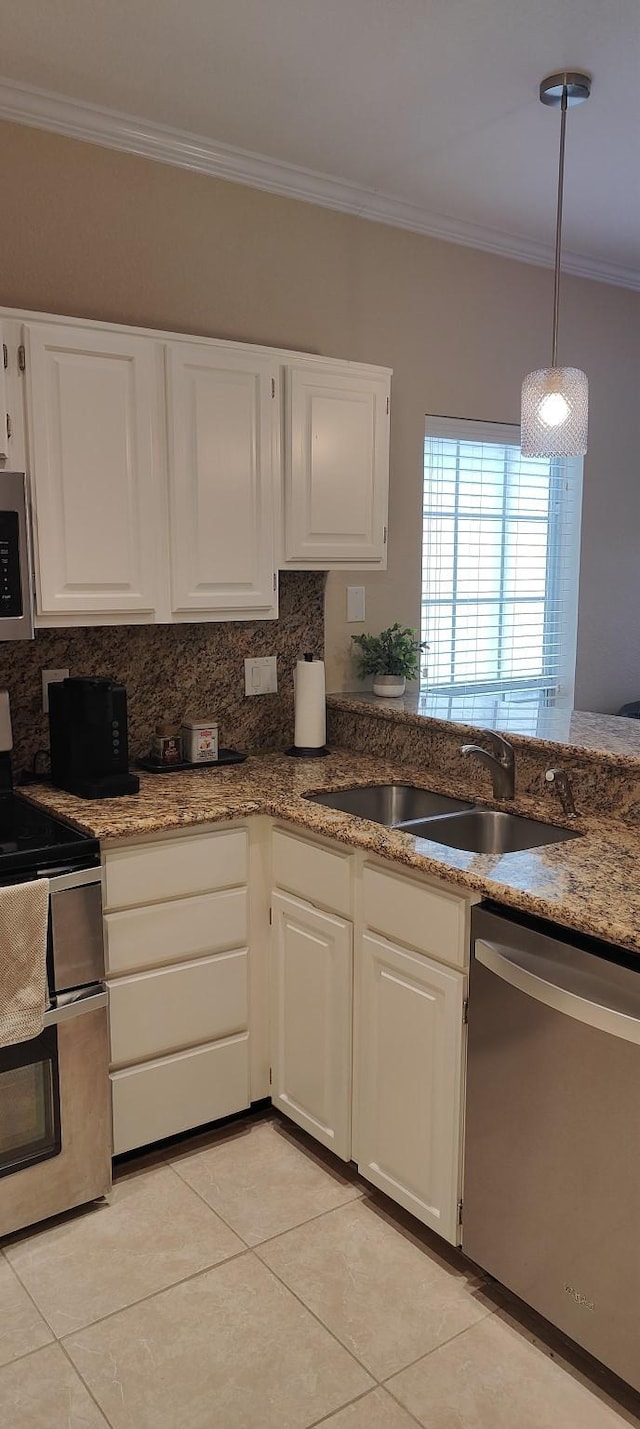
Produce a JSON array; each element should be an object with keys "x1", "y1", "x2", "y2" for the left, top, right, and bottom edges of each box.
[
  {"x1": 398, "y1": 808, "x2": 582, "y2": 854},
  {"x1": 304, "y1": 784, "x2": 472, "y2": 826}
]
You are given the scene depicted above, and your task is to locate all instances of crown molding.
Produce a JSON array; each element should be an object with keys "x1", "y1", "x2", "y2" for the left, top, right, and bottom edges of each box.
[{"x1": 1, "y1": 77, "x2": 638, "y2": 291}]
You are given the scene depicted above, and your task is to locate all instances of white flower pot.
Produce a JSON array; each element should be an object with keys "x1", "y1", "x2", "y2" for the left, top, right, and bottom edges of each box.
[{"x1": 372, "y1": 674, "x2": 406, "y2": 698}]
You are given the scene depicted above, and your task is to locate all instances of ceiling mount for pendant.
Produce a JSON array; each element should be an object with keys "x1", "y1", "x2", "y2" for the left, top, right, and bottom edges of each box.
[
  {"x1": 520, "y1": 69, "x2": 592, "y2": 459},
  {"x1": 539, "y1": 72, "x2": 591, "y2": 107}
]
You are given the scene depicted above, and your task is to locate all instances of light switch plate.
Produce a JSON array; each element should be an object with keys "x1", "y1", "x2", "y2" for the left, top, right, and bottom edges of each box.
[
  {"x1": 347, "y1": 586, "x2": 366, "y2": 622},
  {"x1": 42, "y1": 668, "x2": 69, "y2": 714},
  {"x1": 244, "y1": 656, "x2": 278, "y2": 696}
]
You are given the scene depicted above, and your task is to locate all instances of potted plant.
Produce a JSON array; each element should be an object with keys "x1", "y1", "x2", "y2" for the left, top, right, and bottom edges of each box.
[{"x1": 351, "y1": 623, "x2": 427, "y2": 697}]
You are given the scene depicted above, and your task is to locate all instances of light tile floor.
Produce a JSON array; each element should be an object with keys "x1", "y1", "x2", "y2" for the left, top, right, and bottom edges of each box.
[{"x1": 1, "y1": 1110, "x2": 638, "y2": 1429}]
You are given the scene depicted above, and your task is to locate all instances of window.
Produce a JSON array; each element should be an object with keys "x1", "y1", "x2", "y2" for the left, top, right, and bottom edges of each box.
[{"x1": 421, "y1": 417, "x2": 583, "y2": 710}]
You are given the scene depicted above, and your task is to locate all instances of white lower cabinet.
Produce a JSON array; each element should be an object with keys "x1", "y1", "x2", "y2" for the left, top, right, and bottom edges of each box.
[
  {"x1": 269, "y1": 833, "x2": 470, "y2": 1245},
  {"x1": 271, "y1": 890, "x2": 352, "y2": 1160},
  {"x1": 105, "y1": 825, "x2": 253, "y2": 1155},
  {"x1": 111, "y1": 1036, "x2": 250, "y2": 1156},
  {"x1": 356, "y1": 931, "x2": 466, "y2": 1244},
  {"x1": 108, "y1": 948, "x2": 248, "y2": 1068},
  {"x1": 102, "y1": 818, "x2": 469, "y2": 1249}
]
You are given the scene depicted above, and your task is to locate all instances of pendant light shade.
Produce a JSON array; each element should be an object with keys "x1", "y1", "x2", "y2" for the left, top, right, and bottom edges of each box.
[
  {"x1": 521, "y1": 366, "x2": 588, "y2": 457},
  {"x1": 521, "y1": 71, "x2": 591, "y2": 459}
]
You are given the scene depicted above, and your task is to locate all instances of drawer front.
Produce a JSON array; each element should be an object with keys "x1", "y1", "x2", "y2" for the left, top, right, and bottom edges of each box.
[
  {"x1": 104, "y1": 828, "x2": 247, "y2": 910},
  {"x1": 108, "y1": 949, "x2": 248, "y2": 1067},
  {"x1": 272, "y1": 827, "x2": 352, "y2": 916},
  {"x1": 363, "y1": 864, "x2": 468, "y2": 969},
  {"x1": 105, "y1": 888, "x2": 247, "y2": 976},
  {"x1": 111, "y1": 1034, "x2": 250, "y2": 1155}
]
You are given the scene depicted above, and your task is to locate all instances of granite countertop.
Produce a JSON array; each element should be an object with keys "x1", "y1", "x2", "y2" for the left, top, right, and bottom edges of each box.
[
  {"x1": 20, "y1": 749, "x2": 640, "y2": 957},
  {"x1": 327, "y1": 692, "x2": 640, "y2": 767}
]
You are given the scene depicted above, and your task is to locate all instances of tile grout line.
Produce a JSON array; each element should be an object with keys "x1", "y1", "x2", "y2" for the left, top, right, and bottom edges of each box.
[
  {"x1": 168, "y1": 1155, "x2": 366, "y2": 1249},
  {"x1": 59, "y1": 1241, "x2": 377, "y2": 1429},
  {"x1": 308, "y1": 1383, "x2": 428, "y2": 1429},
  {"x1": 7, "y1": 1237, "x2": 252, "y2": 1342},
  {"x1": 250, "y1": 1239, "x2": 382, "y2": 1386},
  {"x1": 0, "y1": 1334, "x2": 111, "y2": 1428},
  {"x1": 380, "y1": 1309, "x2": 500, "y2": 1396},
  {"x1": 0, "y1": 1251, "x2": 58, "y2": 1361},
  {"x1": 56, "y1": 1336, "x2": 113, "y2": 1427},
  {"x1": 3, "y1": 1159, "x2": 364, "y2": 1349},
  {"x1": 161, "y1": 1160, "x2": 256, "y2": 1247}
]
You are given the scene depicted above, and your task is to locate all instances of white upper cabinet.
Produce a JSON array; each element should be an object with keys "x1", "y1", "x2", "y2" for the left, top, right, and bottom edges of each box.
[
  {"x1": 283, "y1": 360, "x2": 391, "y2": 568},
  {"x1": 166, "y1": 343, "x2": 278, "y2": 619},
  {"x1": 6, "y1": 305, "x2": 393, "y2": 624},
  {"x1": 23, "y1": 322, "x2": 163, "y2": 622}
]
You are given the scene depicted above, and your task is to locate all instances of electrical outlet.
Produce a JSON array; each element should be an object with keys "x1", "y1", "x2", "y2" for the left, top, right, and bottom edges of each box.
[
  {"x1": 42, "y1": 668, "x2": 69, "y2": 714},
  {"x1": 347, "y1": 586, "x2": 366, "y2": 622},
  {"x1": 244, "y1": 656, "x2": 278, "y2": 696}
]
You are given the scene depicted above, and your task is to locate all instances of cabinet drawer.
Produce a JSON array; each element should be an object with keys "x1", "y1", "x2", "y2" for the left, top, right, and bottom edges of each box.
[
  {"x1": 108, "y1": 949, "x2": 248, "y2": 1067},
  {"x1": 105, "y1": 888, "x2": 247, "y2": 976},
  {"x1": 363, "y1": 864, "x2": 468, "y2": 969},
  {"x1": 104, "y1": 828, "x2": 247, "y2": 910},
  {"x1": 111, "y1": 1034, "x2": 250, "y2": 1155},
  {"x1": 272, "y1": 828, "x2": 352, "y2": 916}
]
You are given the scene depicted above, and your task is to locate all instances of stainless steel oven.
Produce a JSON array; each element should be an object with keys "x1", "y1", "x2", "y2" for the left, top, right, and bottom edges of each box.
[
  {"x1": 0, "y1": 471, "x2": 34, "y2": 641},
  {"x1": 0, "y1": 862, "x2": 111, "y2": 1237}
]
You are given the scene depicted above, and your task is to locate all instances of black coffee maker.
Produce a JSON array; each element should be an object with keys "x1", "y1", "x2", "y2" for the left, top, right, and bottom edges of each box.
[{"x1": 49, "y1": 677, "x2": 140, "y2": 799}]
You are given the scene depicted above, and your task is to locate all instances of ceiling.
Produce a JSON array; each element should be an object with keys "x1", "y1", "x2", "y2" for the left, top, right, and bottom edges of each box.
[{"x1": 1, "y1": 0, "x2": 639, "y2": 287}]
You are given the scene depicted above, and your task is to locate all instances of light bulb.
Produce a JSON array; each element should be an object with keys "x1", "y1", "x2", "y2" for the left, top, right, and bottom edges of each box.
[
  {"x1": 521, "y1": 367, "x2": 588, "y2": 457},
  {"x1": 538, "y1": 391, "x2": 571, "y2": 428}
]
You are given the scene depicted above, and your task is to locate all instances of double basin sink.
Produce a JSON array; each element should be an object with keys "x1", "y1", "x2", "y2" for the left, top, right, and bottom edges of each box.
[{"x1": 305, "y1": 783, "x2": 581, "y2": 854}]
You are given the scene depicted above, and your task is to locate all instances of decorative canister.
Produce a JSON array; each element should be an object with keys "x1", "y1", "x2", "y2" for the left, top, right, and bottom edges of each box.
[
  {"x1": 181, "y1": 718, "x2": 219, "y2": 763},
  {"x1": 153, "y1": 722, "x2": 182, "y2": 764}
]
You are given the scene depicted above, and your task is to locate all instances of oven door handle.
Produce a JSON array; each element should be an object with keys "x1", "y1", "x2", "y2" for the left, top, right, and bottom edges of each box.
[
  {"x1": 43, "y1": 987, "x2": 107, "y2": 1026},
  {"x1": 46, "y1": 867, "x2": 102, "y2": 893},
  {"x1": 476, "y1": 938, "x2": 640, "y2": 1046}
]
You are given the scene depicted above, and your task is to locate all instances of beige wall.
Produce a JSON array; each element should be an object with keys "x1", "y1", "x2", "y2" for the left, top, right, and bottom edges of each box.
[{"x1": 1, "y1": 120, "x2": 638, "y2": 711}]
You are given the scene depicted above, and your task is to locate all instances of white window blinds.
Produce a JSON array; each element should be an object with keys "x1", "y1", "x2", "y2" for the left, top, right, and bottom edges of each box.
[{"x1": 421, "y1": 417, "x2": 583, "y2": 703}]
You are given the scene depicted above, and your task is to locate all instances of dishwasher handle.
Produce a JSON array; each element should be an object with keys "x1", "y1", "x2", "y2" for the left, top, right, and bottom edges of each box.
[{"x1": 476, "y1": 938, "x2": 640, "y2": 1046}]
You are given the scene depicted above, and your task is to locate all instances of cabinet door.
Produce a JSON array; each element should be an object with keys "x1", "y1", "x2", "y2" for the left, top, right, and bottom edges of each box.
[
  {"x1": 284, "y1": 363, "x2": 390, "y2": 566},
  {"x1": 23, "y1": 322, "x2": 163, "y2": 619},
  {"x1": 166, "y1": 343, "x2": 278, "y2": 618},
  {"x1": 271, "y1": 890, "x2": 352, "y2": 1159},
  {"x1": 356, "y1": 931, "x2": 465, "y2": 1243}
]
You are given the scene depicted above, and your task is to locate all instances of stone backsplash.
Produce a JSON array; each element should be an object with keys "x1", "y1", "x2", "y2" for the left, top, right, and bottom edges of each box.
[{"x1": 0, "y1": 572, "x2": 325, "y2": 776}]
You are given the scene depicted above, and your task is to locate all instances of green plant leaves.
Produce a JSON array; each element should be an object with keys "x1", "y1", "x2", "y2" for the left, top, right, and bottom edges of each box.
[{"x1": 351, "y1": 622, "x2": 427, "y2": 678}]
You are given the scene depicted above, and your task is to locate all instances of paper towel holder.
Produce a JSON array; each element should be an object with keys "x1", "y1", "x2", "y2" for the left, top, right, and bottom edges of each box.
[
  {"x1": 286, "y1": 652, "x2": 329, "y2": 758},
  {"x1": 285, "y1": 745, "x2": 329, "y2": 758}
]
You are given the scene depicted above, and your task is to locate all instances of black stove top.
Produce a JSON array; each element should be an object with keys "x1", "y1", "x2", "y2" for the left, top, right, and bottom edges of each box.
[{"x1": 0, "y1": 794, "x2": 99, "y2": 876}]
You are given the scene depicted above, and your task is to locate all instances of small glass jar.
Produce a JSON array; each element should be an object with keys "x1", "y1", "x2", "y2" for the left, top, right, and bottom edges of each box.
[{"x1": 153, "y1": 722, "x2": 182, "y2": 765}]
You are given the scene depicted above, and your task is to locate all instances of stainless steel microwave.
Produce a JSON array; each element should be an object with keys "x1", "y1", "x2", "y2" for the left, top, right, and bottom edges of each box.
[{"x1": 0, "y1": 472, "x2": 34, "y2": 640}]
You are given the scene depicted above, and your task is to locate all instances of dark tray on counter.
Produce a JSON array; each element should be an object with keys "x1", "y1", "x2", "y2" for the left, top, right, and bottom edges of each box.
[{"x1": 137, "y1": 749, "x2": 247, "y2": 773}]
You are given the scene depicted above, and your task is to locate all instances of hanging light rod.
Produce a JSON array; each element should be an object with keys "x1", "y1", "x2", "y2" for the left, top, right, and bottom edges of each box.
[
  {"x1": 540, "y1": 72, "x2": 591, "y2": 370},
  {"x1": 521, "y1": 70, "x2": 592, "y2": 459}
]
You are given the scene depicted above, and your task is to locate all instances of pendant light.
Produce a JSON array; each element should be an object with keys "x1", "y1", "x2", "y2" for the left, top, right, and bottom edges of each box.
[{"x1": 521, "y1": 71, "x2": 591, "y2": 457}]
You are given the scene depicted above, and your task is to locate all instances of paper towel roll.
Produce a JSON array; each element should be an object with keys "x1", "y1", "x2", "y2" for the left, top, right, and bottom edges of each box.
[{"x1": 294, "y1": 656, "x2": 326, "y2": 750}]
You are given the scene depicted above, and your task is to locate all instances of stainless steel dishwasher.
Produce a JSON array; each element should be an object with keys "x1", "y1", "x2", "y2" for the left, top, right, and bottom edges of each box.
[{"x1": 463, "y1": 904, "x2": 640, "y2": 1392}]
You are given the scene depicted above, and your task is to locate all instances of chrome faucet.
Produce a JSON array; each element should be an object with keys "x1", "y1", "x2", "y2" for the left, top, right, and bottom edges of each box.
[
  {"x1": 461, "y1": 731, "x2": 515, "y2": 801},
  {"x1": 545, "y1": 767, "x2": 577, "y2": 818}
]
